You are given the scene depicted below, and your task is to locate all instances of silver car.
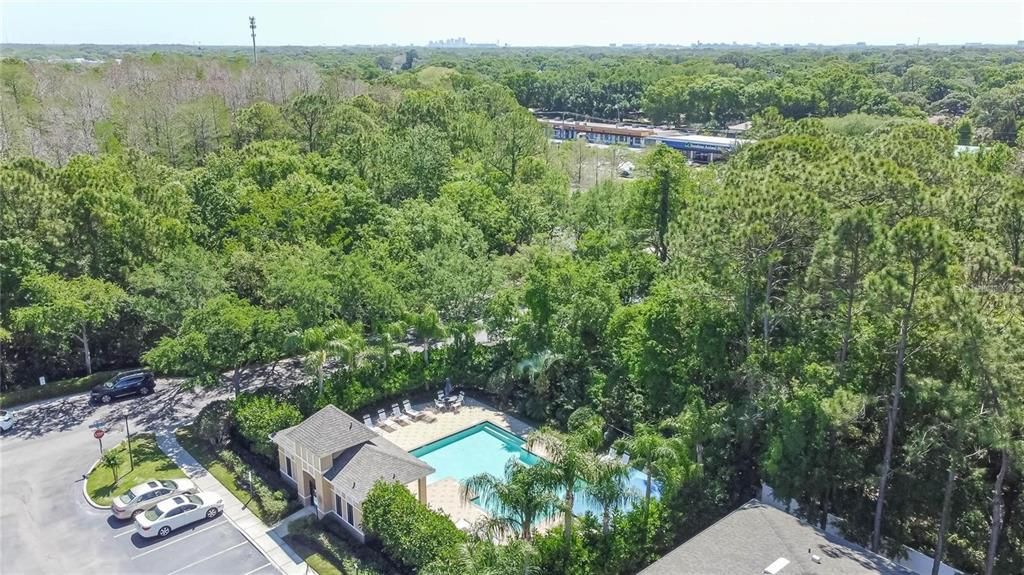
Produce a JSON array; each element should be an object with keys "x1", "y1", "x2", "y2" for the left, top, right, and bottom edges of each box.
[{"x1": 111, "y1": 478, "x2": 197, "y2": 519}]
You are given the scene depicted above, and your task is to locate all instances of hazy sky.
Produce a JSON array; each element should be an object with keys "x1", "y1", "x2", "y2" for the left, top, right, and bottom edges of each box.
[{"x1": 2, "y1": 1, "x2": 1021, "y2": 47}]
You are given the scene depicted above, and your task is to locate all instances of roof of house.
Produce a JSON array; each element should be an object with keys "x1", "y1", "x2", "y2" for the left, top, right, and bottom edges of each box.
[
  {"x1": 324, "y1": 438, "x2": 435, "y2": 502},
  {"x1": 271, "y1": 404, "x2": 380, "y2": 457},
  {"x1": 638, "y1": 500, "x2": 915, "y2": 575},
  {"x1": 271, "y1": 404, "x2": 434, "y2": 502}
]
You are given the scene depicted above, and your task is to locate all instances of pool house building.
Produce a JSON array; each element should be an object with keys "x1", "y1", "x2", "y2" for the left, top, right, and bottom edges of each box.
[{"x1": 270, "y1": 405, "x2": 434, "y2": 541}]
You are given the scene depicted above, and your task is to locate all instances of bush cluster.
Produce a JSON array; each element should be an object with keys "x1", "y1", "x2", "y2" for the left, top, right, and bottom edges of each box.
[
  {"x1": 287, "y1": 516, "x2": 399, "y2": 575},
  {"x1": 361, "y1": 481, "x2": 466, "y2": 571},
  {"x1": 232, "y1": 392, "x2": 303, "y2": 460}
]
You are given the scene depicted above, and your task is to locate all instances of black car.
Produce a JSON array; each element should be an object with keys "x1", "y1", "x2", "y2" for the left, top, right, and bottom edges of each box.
[{"x1": 90, "y1": 370, "x2": 156, "y2": 404}]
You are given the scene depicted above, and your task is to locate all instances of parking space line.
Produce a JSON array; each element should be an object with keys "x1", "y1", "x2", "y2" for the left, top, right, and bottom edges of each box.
[
  {"x1": 114, "y1": 528, "x2": 137, "y2": 538},
  {"x1": 163, "y1": 541, "x2": 247, "y2": 575},
  {"x1": 130, "y1": 519, "x2": 227, "y2": 559},
  {"x1": 240, "y1": 562, "x2": 272, "y2": 575}
]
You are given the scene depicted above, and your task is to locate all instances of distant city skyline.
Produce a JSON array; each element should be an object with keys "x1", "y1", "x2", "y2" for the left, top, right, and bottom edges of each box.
[{"x1": 2, "y1": 1, "x2": 1021, "y2": 47}]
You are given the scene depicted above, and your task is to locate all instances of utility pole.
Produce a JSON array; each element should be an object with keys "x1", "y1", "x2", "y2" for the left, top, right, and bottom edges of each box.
[{"x1": 249, "y1": 16, "x2": 257, "y2": 65}]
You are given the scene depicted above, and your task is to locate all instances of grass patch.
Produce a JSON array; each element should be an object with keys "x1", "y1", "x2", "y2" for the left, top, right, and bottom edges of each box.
[
  {"x1": 285, "y1": 516, "x2": 400, "y2": 575},
  {"x1": 176, "y1": 425, "x2": 301, "y2": 524},
  {"x1": 86, "y1": 433, "x2": 185, "y2": 506},
  {"x1": 1, "y1": 370, "x2": 118, "y2": 409}
]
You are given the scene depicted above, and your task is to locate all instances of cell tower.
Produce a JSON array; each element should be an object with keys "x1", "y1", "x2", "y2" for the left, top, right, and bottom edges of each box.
[{"x1": 249, "y1": 16, "x2": 257, "y2": 65}]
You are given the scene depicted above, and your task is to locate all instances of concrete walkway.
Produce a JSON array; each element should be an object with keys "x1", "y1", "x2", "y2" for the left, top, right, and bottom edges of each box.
[{"x1": 156, "y1": 433, "x2": 312, "y2": 575}]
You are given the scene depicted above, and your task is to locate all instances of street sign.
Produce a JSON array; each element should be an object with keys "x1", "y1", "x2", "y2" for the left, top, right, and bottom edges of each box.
[
  {"x1": 93, "y1": 429, "x2": 105, "y2": 440},
  {"x1": 39, "y1": 376, "x2": 46, "y2": 386}
]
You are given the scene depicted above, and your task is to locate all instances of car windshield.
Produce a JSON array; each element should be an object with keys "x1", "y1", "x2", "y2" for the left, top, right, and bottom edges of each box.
[
  {"x1": 119, "y1": 490, "x2": 137, "y2": 504},
  {"x1": 143, "y1": 508, "x2": 163, "y2": 521},
  {"x1": 187, "y1": 495, "x2": 203, "y2": 505},
  {"x1": 160, "y1": 480, "x2": 176, "y2": 489}
]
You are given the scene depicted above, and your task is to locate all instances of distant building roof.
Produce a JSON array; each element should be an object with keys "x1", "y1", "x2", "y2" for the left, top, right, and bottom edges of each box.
[
  {"x1": 271, "y1": 404, "x2": 380, "y2": 457},
  {"x1": 728, "y1": 121, "x2": 752, "y2": 131},
  {"x1": 638, "y1": 500, "x2": 915, "y2": 575},
  {"x1": 647, "y1": 133, "x2": 752, "y2": 149}
]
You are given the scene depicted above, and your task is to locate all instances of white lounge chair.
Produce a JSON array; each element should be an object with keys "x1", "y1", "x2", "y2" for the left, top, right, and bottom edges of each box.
[
  {"x1": 599, "y1": 447, "x2": 616, "y2": 462},
  {"x1": 403, "y1": 400, "x2": 436, "y2": 422},
  {"x1": 391, "y1": 404, "x2": 413, "y2": 426},
  {"x1": 376, "y1": 409, "x2": 398, "y2": 431},
  {"x1": 362, "y1": 414, "x2": 381, "y2": 433},
  {"x1": 619, "y1": 452, "x2": 630, "y2": 466}
]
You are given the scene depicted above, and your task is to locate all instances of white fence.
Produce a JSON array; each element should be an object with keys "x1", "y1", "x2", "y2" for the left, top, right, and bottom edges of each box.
[{"x1": 759, "y1": 485, "x2": 964, "y2": 575}]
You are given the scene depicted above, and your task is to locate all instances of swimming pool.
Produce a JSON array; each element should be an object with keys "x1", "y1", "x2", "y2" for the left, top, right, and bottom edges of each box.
[{"x1": 410, "y1": 421, "x2": 659, "y2": 518}]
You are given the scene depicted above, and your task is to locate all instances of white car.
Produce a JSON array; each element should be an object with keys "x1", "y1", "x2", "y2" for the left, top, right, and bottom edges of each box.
[
  {"x1": 111, "y1": 478, "x2": 197, "y2": 519},
  {"x1": 134, "y1": 493, "x2": 224, "y2": 538},
  {"x1": 0, "y1": 410, "x2": 13, "y2": 433}
]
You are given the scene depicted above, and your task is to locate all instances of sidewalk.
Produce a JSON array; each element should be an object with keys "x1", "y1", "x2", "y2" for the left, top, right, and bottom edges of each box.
[{"x1": 156, "y1": 433, "x2": 313, "y2": 575}]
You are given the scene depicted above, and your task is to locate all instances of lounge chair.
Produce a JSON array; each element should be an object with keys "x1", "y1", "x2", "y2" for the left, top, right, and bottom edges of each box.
[
  {"x1": 391, "y1": 404, "x2": 413, "y2": 426},
  {"x1": 362, "y1": 414, "x2": 381, "y2": 433},
  {"x1": 403, "y1": 400, "x2": 436, "y2": 422},
  {"x1": 376, "y1": 409, "x2": 398, "y2": 431},
  {"x1": 619, "y1": 452, "x2": 630, "y2": 466},
  {"x1": 599, "y1": 447, "x2": 616, "y2": 462}
]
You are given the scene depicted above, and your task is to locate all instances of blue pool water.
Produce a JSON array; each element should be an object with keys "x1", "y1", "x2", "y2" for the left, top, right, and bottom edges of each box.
[{"x1": 410, "y1": 422, "x2": 660, "y2": 518}]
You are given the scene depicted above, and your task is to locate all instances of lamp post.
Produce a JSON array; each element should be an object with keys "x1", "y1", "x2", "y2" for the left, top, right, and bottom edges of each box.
[{"x1": 122, "y1": 409, "x2": 134, "y2": 471}]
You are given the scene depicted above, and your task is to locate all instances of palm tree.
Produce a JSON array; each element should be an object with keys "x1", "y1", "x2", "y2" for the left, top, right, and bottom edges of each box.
[
  {"x1": 461, "y1": 459, "x2": 558, "y2": 542},
  {"x1": 285, "y1": 321, "x2": 353, "y2": 395},
  {"x1": 515, "y1": 350, "x2": 561, "y2": 395},
  {"x1": 584, "y1": 458, "x2": 637, "y2": 535},
  {"x1": 336, "y1": 330, "x2": 366, "y2": 373},
  {"x1": 526, "y1": 426, "x2": 600, "y2": 551},
  {"x1": 617, "y1": 423, "x2": 692, "y2": 547},
  {"x1": 368, "y1": 320, "x2": 407, "y2": 371},
  {"x1": 408, "y1": 307, "x2": 446, "y2": 368},
  {"x1": 101, "y1": 450, "x2": 121, "y2": 484}
]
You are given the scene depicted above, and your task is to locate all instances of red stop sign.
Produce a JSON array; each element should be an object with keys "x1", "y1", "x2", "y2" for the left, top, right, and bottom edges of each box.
[{"x1": 93, "y1": 429, "x2": 105, "y2": 439}]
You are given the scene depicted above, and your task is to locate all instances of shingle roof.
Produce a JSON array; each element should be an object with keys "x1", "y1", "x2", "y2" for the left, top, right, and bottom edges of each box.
[
  {"x1": 324, "y1": 438, "x2": 435, "y2": 502},
  {"x1": 271, "y1": 404, "x2": 378, "y2": 457},
  {"x1": 638, "y1": 500, "x2": 916, "y2": 575}
]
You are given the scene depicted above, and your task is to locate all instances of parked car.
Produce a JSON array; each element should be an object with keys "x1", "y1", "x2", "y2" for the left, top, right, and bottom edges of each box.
[
  {"x1": 0, "y1": 410, "x2": 13, "y2": 433},
  {"x1": 135, "y1": 493, "x2": 224, "y2": 538},
  {"x1": 111, "y1": 478, "x2": 197, "y2": 519},
  {"x1": 90, "y1": 370, "x2": 156, "y2": 404}
]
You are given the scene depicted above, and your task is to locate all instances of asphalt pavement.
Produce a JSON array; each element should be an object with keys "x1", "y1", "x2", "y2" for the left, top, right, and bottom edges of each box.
[{"x1": 0, "y1": 363, "x2": 303, "y2": 575}]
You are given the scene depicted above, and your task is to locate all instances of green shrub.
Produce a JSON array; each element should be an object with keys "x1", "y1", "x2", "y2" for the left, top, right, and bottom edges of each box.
[
  {"x1": 193, "y1": 399, "x2": 233, "y2": 446},
  {"x1": 232, "y1": 392, "x2": 302, "y2": 460},
  {"x1": 176, "y1": 424, "x2": 301, "y2": 524},
  {"x1": 362, "y1": 481, "x2": 466, "y2": 570},
  {"x1": 287, "y1": 516, "x2": 399, "y2": 575}
]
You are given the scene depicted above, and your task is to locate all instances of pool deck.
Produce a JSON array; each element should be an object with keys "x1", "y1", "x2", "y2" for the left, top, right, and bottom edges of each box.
[
  {"x1": 369, "y1": 395, "x2": 545, "y2": 533},
  {"x1": 383, "y1": 395, "x2": 535, "y2": 452}
]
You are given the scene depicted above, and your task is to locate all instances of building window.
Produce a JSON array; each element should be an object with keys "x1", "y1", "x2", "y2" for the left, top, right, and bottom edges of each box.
[
  {"x1": 335, "y1": 495, "x2": 342, "y2": 515},
  {"x1": 285, "y1": 457, "x2": 293, "y2": 478},
  {"x1": 347, "y1": 502, "x2": 355, "y2": 525}
]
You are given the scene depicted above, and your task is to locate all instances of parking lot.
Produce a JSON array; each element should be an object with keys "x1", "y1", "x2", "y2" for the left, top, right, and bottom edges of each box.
[
  {"x1": 101, "y1": 511, "x2": 275, "y2": 575},
  {"x1": 0, "y1": 376, "x2": 289, "y2": 575}
]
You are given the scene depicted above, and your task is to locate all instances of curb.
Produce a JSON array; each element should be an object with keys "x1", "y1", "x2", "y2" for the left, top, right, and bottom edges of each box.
[{"x1": 82, "y1": 457, "x2": 110, "y2": 510}]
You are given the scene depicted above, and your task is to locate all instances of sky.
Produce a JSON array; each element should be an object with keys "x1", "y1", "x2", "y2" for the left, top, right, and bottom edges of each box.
[{"x1": 1, "y1": 1, "x2": 1021, "y2": 47}]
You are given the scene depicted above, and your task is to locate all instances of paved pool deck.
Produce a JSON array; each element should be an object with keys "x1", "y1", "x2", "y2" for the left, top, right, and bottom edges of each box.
[{"x1": 366, "y1": 396, "x2": 545, "y2": 533}]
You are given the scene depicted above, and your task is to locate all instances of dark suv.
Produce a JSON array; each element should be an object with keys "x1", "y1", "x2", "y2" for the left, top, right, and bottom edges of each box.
[{"x1": 90, "y1": 370, "x2": 157, "y2": 404}]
